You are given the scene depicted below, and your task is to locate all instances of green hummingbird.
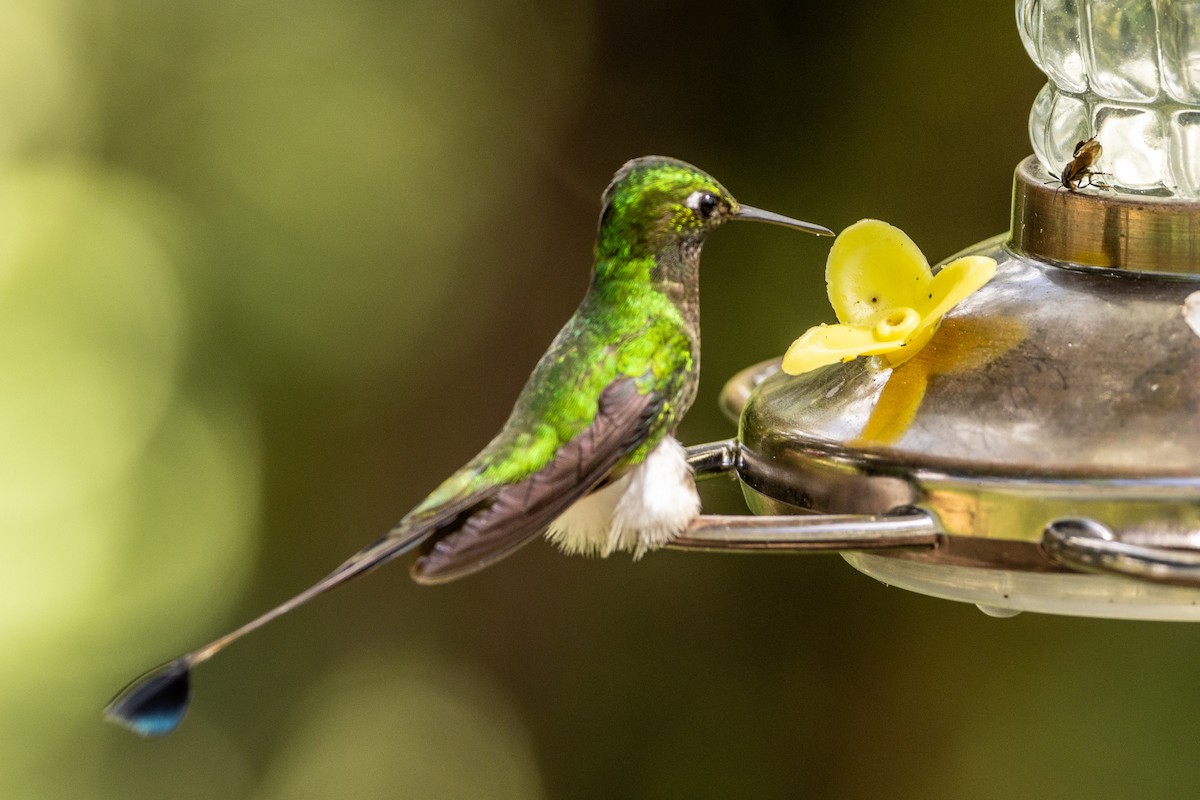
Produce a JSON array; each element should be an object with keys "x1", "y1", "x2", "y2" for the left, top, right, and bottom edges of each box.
[{"x1": 104, "y1": 156, "x2": 831, "y2": 737}]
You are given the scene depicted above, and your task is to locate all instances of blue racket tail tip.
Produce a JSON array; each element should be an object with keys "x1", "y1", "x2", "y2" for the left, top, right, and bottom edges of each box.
[{"x1": 104, "y1": 658, "x2": 192, "y2": 737}]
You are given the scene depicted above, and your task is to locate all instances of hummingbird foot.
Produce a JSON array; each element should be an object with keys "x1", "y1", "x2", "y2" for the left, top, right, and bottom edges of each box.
[{"x1": 546, "y1": 437, "x2": 700, "y2": 559}]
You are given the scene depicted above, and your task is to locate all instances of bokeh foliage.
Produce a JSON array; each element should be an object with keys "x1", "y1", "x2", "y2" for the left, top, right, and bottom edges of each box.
[{"x1": 5, "y1": 1, "x2": 1199, "y2": 798}]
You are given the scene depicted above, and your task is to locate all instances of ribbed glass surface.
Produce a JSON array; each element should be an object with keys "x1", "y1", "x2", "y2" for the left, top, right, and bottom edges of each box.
[{"x1": 1019, "y1": 0, "x2": 1200, "y2": 196}]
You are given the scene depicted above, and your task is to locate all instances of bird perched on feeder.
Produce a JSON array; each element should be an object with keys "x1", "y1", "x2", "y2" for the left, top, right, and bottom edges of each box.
[{"x1": 105, "y1": 155, "x2": 832, "y2": 737}]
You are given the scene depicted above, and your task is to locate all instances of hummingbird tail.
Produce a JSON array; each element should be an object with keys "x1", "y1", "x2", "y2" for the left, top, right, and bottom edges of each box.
[
  {"x1": 103, "y1": 530, "x2": 430, "y2": 737},
  {"x1": 104, "y1": 658, "x2": 192, "y2": 737}
]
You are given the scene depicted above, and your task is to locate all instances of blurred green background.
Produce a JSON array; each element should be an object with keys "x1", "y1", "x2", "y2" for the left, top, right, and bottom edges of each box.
[{"x1": 5, "y1": 0, "x2": 1200, "y2": 798}]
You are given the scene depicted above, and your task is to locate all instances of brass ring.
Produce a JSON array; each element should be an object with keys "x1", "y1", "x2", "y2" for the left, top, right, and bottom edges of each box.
[{"x1": 1010, "y1": 156, "x2": 1200, "y2": 277}]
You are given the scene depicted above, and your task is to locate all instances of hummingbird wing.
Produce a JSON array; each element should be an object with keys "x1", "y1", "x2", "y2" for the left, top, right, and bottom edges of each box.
[{"x1": 410, "y1": 376, "x2": 664, "y2": 583}]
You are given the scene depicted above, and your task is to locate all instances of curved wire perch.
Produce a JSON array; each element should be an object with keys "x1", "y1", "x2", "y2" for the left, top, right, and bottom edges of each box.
[
  {"x1": 680, "y1": 439, "x2": 940, "y2": 552},
  {"x1": 669, "y1": 513, "x2": 940, "y2": 553},
  {"x1": 684, "y1": 438, "x2": 742, "y2": 479},
  {"x1": 685, "y1": 445, "x2": 1200, "y2": 591},
  {"x1": 1043, "y1": 518, "x2": 1200, "y2": 587}
]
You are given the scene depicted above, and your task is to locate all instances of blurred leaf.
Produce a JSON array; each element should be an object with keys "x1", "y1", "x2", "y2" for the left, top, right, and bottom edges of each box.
[
  {"x1": 255, "y1": 652, "x2": 545, "y2": 800},
  {"x1": 0, "y1": 163, "x2": 187, "y2": 514},
  {"x1": 0, "y1": 0, "x2": 95, "y2": 165}
]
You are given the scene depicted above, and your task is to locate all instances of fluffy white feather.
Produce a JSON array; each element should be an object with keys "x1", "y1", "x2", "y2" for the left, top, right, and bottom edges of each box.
[{"x1": 545, "y1": 436, "x2": 700, "y2": 559}]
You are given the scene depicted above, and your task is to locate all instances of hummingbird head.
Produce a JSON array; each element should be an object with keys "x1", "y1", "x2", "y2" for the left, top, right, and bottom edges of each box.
[
  {"x1": 595, "y1": 156, "x2": 832, "y2": 263},
  {"x1": 597, "y1": 157, "x2": 737, "y2": 255}
]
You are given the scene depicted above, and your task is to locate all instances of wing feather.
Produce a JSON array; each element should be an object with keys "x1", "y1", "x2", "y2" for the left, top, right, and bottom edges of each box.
[{"x1": 410, "y1": 378, "x2": 662, "y2": 584}]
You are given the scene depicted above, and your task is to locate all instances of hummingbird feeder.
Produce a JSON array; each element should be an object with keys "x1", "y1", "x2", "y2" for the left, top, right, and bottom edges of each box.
[{"x1": 674, "y1": 0, "x2": 1200, "y2": 621}]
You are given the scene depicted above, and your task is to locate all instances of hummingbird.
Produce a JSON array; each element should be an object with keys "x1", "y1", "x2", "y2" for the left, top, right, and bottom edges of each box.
[{"x1": 104, "y1": 156, "x2": 831, "y2": 737}]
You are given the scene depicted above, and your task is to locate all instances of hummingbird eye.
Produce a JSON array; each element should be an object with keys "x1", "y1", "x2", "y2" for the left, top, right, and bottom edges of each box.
[{"x1": 686, "y1": 191, "x2": 720, "y2": 220}]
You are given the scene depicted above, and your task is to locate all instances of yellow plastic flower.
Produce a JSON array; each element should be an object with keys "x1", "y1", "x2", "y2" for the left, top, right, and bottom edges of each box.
[{"x1": 783, "y1": 219, "x2": 997, "y2": 376}]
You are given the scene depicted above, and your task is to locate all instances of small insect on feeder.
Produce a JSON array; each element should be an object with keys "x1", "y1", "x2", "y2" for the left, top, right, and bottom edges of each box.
[{"x1": 672, "y1": 0, "x2": 1200, "y2": 620}]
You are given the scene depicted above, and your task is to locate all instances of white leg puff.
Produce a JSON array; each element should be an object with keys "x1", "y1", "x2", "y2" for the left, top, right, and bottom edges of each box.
[{"x1": 546, "y1": 437, "x2": 700, "y2": 559}]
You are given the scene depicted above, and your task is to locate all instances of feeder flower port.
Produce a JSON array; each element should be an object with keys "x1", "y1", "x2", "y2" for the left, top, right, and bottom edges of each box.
[{"x1": 783, "y1": 219, "x2": 997, "y2": 376}]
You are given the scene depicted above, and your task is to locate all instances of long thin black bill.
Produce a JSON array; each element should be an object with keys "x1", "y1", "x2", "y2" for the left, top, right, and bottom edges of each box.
[{"x1": 735, "y1": 205, "x2": 833, "y2": 237}]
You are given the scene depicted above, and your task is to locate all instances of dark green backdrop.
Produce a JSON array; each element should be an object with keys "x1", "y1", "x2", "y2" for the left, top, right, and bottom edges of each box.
[{"x1": 4, "y1": 1, "x2": 1196, "y2": 797}]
